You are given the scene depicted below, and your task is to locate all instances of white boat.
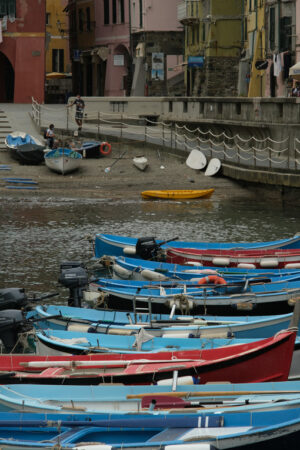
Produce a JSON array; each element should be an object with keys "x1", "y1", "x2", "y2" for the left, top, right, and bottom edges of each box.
[
  {"x1": 186, "y1": 149, "x2": 207, "y2": 170},
  {"x1": 44, "y1": 148, "x2": 82, "y2": 175},
  {"x1": 205, "y1": 157, "x2": 222, "y2": 176},
  {"x1": 133, "y1": 156, "x2": 148, "y2": 171}
]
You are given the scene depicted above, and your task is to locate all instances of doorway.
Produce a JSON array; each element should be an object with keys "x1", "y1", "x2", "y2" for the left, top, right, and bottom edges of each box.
[{"x1": 0, "y1": 52, "x2": 14, "y2": 102}]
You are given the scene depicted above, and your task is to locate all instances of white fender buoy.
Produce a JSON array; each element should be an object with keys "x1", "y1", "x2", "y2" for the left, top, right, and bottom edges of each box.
[
  {"x1": 123, "y1": 246, "x2": 136, "y2": 255},
  {"x1": 285, "y1": 263, "x2": 300, "y2": 269},
  {"x1": 260, "y1": 258, "x2": 279, "y2": 268},
  {"x1": 141, "y1": 269, "x2": 168, "y2": 281},
  {"x1": 113, "y1": 264, "x2": 132, "y2": 279},
  {"x1": 157, "y1": 376, "x2": 195, "y2": 385},
  {"x1": 162, "y1": 332, "x2": 191, "y2": 339},
  {"x1": 237, "y1": 263, "x2": 256, "y2": 269},
  {"x1": 183, "y1": 269, "x2": 218, "y2": 274},
  {"x1": 186, "y1": 261, "x2": 203, "y2": 266},
  {"x1": 212, "y1": 257, "x2": 230, "y2": 266}
]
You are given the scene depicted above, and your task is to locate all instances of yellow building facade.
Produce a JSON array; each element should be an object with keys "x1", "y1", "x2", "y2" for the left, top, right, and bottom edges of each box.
[
  {"x1": 244, "y1": 0, "x2": 266, "y2": 97},
  {"x1": 45, "y1": 0, "x2": 71, "y2": 102},
  {"x1": 46, "y1": 0, "x2": 70, "y2": 74},
  {"x1": 180, "y1": 0, "x2": 242, "y2": 96}
]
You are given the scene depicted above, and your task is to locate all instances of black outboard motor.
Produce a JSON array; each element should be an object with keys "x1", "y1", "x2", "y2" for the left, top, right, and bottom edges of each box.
[
  {"x1": 0, "y1": 288, "x2": 28, "y2": 310},
  {"x1": 135, "y1": 236, "x2": 179, "y2": 260},
  {"x1": 58, "y1": 262, "x2": 88, "y2": 307},
  {"x1": 136, "y1": 237, "x2": 160, "y2": 260},
  {"x1": 0, "y1": 310, "x2": 30, "y2": 352}
]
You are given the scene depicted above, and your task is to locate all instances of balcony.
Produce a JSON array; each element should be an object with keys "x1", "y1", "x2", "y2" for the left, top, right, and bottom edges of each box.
[{"x1": 178, "y1": 1, "x2": 201, "y2": 25}]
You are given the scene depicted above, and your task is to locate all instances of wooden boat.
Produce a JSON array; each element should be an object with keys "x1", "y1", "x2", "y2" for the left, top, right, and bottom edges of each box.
[
  {"x1": 5, "y1": 132, "x2": 45, "y2": 165},
  {"x1": 141, "y1": 189, "x2": 215, "y2": 200},
  {"x1": 2, "y1": 381, "x2": 300, "y2": 414},
  {"x1": 166, "y1": 247, "x2": 300, "y2": 269},
  {"x1": 1, "y1": 329, "x2": 297, "y2": 384},
  {"x1": 94, "y1": 233, "x2": 300, "y2": 259},
  {"x1": 133, "y1": 156, "x2": 148, "y2": 171},
  {"x1": 31, "y1": 302, "x2": 300, "y2": 345},
  {"x1": 44, "y1": 148, "x2": 82, "y2": 175},
  {"x1": 3, "y1": 407, "x2": 300, "y2": 449},
  {"x1": 112, "y1": 255, "x2": 300, "y2": 282},
  {"x1": 186, "y1": 149, "x2": 207, "y2": 170},
  {"x1": 78, "y1": 141, "x2": 101, "y2": 158},
  {"x1": 90, "y1": 275, "x2": 300, "y2": 315}
]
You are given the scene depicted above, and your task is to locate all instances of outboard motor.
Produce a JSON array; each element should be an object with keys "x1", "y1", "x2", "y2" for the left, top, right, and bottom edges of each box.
[
  {"x1": 0, "y1": 310, "x2": 30, "y2": 352},
  {"x1": 136, "y1": 237, "x2": 161, "y2": 260},
  {"x1": 58, "y1": 262, "x2": 88, "y2": 307},
  {"x1": 135, "y1": 236, "x2": 179, "y2": 260},
  {"x1": 0, "y1": 288, "x2": 28, "y2": 310}
]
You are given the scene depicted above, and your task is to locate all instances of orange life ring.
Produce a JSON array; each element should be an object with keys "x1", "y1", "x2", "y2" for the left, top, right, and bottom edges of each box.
[
  {"x1": 197, "y1": 275, "x2": 227, "y2": 286},
  {"x1": 100, "y1": 142, "x2": 112, "y2": 156}
]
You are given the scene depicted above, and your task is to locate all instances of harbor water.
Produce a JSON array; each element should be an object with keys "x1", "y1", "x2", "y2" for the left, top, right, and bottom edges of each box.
[{"x1": 1, "y1": 188, "x2": 300, "y2": 297}]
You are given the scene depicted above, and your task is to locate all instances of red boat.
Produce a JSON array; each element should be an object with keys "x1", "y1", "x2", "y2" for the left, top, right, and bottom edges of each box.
[
  {"x1": 0, "y1": 330, "x2": 295, "y2": 385},
  {"x1": 166, "y1": 247, "x2": 300, "y2": 269}
]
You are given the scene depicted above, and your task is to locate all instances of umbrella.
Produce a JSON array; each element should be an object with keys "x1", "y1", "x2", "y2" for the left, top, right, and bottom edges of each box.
[
  {"x1": 289, "y1": 62, "x2": 300, "y2": 81},
  {"x1": 46, "y1": 72, "x2": 72, "y2": 79}
]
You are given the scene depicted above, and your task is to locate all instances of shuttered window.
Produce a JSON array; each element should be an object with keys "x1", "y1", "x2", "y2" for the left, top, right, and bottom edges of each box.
[
  {"x1": 269, "y1": 7, "x2": 275, "y2": 51},
  {"x1": 280, "y1": 16, "x2": 292, "y2": 52},
  {"x1": 0, "y1": 0, "x2": 16, "y2": 17},
  {"x1": 52, "y1": 49, "x2": 64, "y2": 73}
]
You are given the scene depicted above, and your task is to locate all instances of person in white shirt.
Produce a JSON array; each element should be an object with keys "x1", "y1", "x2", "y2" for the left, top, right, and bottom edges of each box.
[{"x1": 46, "y1": 124, "x2": 55, "y2": 149}]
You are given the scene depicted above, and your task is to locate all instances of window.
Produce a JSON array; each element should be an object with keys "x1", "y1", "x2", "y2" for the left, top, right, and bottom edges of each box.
[
  {"x1": 46, "y1": 12, "x2": 50, "y2": 25},
  {"x1": 139, "y1": 0, "x2": 143, "y2": 27},
  {"x1": 112, "y1": 0, "x2": 117, "y2": 23},
  {"x1": 104, "y1": 0, "x2": 109, "y2": 24},
  {"x1": 118, "y1": 0, "x2": 125, "y2": 23},
  {"x1": 52, "y1": 49, "x2": 64, "y2": 73},
  {"x1": 132, "y1": 2, "x2": 136, "y2": 26},
  {"x1": 202, "y1": 23, "x2": 206, "y2": 42},
  {"x1": 78, "y1": 9, "x2": 84, "y2": 32},
  {"x1": 280, "y1": 16, "x2": 292, "y2": 52},
  {"x1": 0, "y1": 0, "x2": 16, "y2": 17},
  {"x1": 86, "y1": 7, "x2": 91, "y2": 31},
  {"x1": 269, "y1": 7, "x2": 275, "y2": 51}
]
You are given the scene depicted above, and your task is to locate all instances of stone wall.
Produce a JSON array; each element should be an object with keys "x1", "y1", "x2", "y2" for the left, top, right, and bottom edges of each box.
[{"x1": 202, "y1": 57, "x2": 240, "y2": 97}]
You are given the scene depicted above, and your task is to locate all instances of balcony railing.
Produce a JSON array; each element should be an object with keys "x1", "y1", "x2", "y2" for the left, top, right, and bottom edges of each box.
[{"x1": 178, "y1": 0, "x2": 201, "y2": 25}]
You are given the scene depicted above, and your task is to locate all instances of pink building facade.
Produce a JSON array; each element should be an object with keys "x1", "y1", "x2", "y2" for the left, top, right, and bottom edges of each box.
[
  {"x1": 95, "y1": 0, "x2": 131, "y2": 97},
  {"x1": 0, "y1": 0, "x2": 46, "y2": 103},
  {"x1": 130, "y1": 0, "x2": 184, "y2": 96}
]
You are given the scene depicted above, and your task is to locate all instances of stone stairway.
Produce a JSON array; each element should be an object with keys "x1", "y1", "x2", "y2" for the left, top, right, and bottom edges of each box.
[{"x1": 0, "y1": 108, "x2": 12, "y2": 152}]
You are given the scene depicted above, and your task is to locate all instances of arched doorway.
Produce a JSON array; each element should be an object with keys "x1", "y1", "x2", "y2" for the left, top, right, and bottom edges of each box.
[{"x1": 0, "y1": 52, "x2": 14, "y2": 102}]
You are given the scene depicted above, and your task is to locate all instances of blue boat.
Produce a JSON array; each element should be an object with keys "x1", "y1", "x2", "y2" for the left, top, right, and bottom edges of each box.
[
  {"x1": 94, "y1": 233, "x2": 300, "y2": 259},
  {"x1": 31, "y1": 304, "x2": 298, "y2": 340},
  {"x1": 2, "y1": 381, "x2": 300, "y2": 414},
  {"x1": 44, "y1": 148, "x2": 82, "y2": 175},
  {"x1": 5, "y1": 132, "x2": 46, "y2": 165},
  {"x1": 89, "y1": 275, "x2": 300, "y2": 315},
  {"x1": 1, "y1": 407, "x2": 300, "y2": 448},
  {"x1": 113, "y1": 255, "x2": 300, "y2": 281},
  {"x1": 79, "y1": 141, "x2": 101, "y2": 158}
]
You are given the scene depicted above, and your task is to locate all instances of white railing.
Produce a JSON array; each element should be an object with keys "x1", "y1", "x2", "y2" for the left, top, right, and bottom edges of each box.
[{"x1": 31, "y1": 97, "x2": 296, "y2": 171}]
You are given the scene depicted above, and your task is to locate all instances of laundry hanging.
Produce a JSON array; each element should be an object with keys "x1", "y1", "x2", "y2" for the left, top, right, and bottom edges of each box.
[{"x1": 273, "y1": 53, "x2": 282, "y2": 77}]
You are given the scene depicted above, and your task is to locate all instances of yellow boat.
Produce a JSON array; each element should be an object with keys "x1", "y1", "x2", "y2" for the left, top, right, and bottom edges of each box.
[{"x1": 141, "y1": 189, "x2": 215, "y2": 200}]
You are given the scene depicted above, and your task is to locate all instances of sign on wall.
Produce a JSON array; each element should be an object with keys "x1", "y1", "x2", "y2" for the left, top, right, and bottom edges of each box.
[
  {"x1": 73, "y1": 49, "x2": 81, "y2": 62},
  {"x1": 152, "y1": 52, "x2": 164, "y2": 80},
  {"x1": 114, "y1": 55, "x2": 125, "y2": 66},
  {"x1": 188, "y1": 56, "x2": 204, "y2": 68}
]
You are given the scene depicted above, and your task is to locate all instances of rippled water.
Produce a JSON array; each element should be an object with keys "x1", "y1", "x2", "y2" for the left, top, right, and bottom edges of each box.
[{"x1": 1, "y1": 190, "x2": 300, "y2": 296}]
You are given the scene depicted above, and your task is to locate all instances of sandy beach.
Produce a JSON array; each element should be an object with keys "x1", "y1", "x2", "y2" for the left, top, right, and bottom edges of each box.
[{"x1": 0, "y1": 139, "x2": 249, "y2": 201}]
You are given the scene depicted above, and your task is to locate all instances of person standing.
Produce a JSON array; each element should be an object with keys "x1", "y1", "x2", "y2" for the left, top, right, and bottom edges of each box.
[
  {"x1": 46, "y1": 124, "x2": 55, "y2": 149},
  {"x1": 68, "y1": 94, "x2": 85, "y2": 131}
]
